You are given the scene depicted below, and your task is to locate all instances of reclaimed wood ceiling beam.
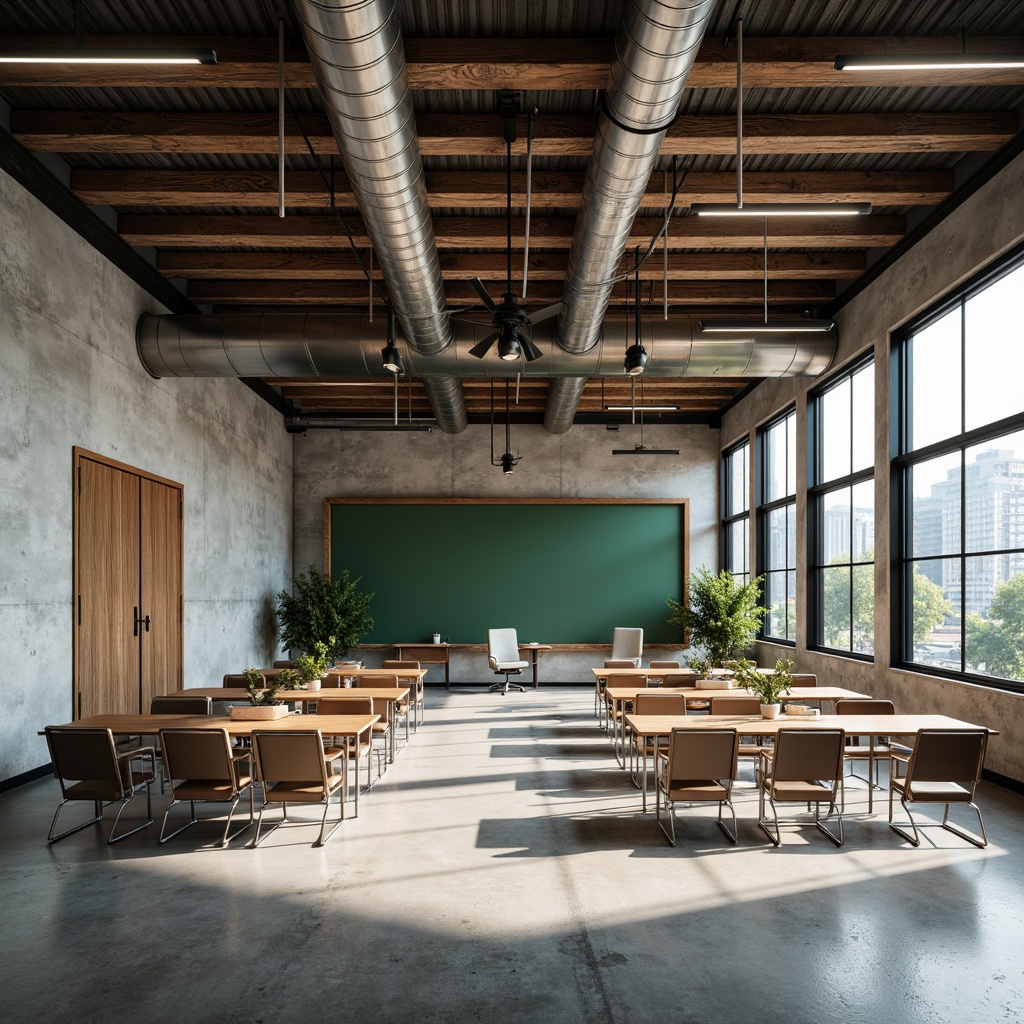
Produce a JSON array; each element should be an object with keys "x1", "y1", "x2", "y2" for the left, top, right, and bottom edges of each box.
[
  {"x1": 14, "y1": 110, "x2": 1016, "y2": 156},
  {"x1": 186, "y1": 279, "x2": 835, "y2": 305},
  {"x1": 72, "y1": 168, "x2": 953, "y2": 208},
  {"x1": 121, "y1": 212, "x2": 905, "y2": 248},
  {"x1": 159, "y1": 249, "x2": 864, "y2": 281},
  {"x1": 1, "y1": 36, "x2": 1023, "y2": 89}
]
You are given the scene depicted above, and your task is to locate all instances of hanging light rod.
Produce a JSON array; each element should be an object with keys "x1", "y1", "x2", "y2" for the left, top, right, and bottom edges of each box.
[
  {"x1": 835, "y1": 52, "x2": 1024, "y2": 71},
  {"x1": 605, "y1": 405, "x2": 680, "y2": 412},
  {"x1": 699, "y1": 317, "x2": 835, "y2": 333},
  {"x1": 690, "y1": 202, "x2": 872, "y2": 217},
  {"x1": 0, "y1": 47, "x2": 217, "y2": 64}
]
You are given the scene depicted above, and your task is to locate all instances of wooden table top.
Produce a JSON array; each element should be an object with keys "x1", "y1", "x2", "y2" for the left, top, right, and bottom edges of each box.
[
  {"x1": 624, "y1": 712, "x2": 999, "y2": 738},
  {"x1": 325, "y1": 668, "x2": 426, "y2": 680},
  {"x1": 47, "y1": 713, "x2": 379, "y2": 736},
  {"x1": 171, "y1": 686, "x2": 409, "y2": 702},
  {"x1": 605, "y1": 685, "x2": 865, "y2": 702}
]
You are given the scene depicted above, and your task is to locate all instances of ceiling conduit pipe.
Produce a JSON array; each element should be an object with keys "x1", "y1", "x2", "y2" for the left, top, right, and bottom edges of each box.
[
  {"x1": 543, "y1": 0, "x2": 718, "y2": 434},
  {"x1": 137, "y1": 312, "x2": 835, "y2": 380},
  {"x1": 294, "y1": 0, "x2": 467, "y2": 433}
]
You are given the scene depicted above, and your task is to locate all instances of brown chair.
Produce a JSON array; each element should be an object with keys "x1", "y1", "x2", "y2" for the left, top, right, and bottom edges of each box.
[
  {"x1": 354, "y1": 673, "x2": 409, "y2": 745},
  {"x1": 158, "y1": 728, "x2": 254, "y2": 846},
  {"x1": 273, "y1": 660, "x2": 297, "y2": 668},
  {"x1": 889, "y1": 729, "x2": 988, "y2": 848},
  {"x1": 790, "y1": 674, "x2": 817, "y2": 687},
  {"x1": 316, "y1": 695, "x2": 387, "y2": 785},
  {"x1": 147, "y1": 695, "x2": 213, "y2": 792},
  {"x1": 656, "y1": 728, "x2": 740, "y2": 845},
  {"x1": 835, "y1": 698, "x2": 896, "y2": 811},
  {"x1": 223, "y1": 672, "x2": 261, "y2": 688},
  {"x1": 383, "y1": 660, "x2": 424, "y2": 726},
  {"x1": 710, "y1": 696, "x2": 766, "y2": 773},
  {"x1": 608, "y1": 673, "x2": 646, "y2": 758},
  {"x1": 646, "y1": 660, "x2": 681, "y2": 686},
  {"x1": 597, "y1": 660, "x2": 638, "y2": 726},
  {"x1": 758, "y1": 729, "x2": 845, "y2": 847},
  {"x1": 664, "y1": 671, "x2": 706, "y2": 714},
  {"x1": 251, "y1": 730, "x2": 347, "y2": 847},
  {"x1": 631, "y1": 692, "x2": 688, "y2": 788},
  {"x1": 44, "y1": 727, "x2": 156, "y2": 844}
]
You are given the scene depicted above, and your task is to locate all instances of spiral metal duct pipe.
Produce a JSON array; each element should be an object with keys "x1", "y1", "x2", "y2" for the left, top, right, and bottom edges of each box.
[
  {"x1": 294, "y1": 0, "x2": 467, "y2": 432},
  {"x1": 544, "y1": 0, "x2": 718, "y2": 434}
]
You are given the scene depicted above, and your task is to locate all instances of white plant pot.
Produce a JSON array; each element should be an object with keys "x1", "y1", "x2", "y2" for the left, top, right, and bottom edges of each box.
[
  {"x1": 306, "y1": 678, "x2": 322, "y2": 691},
  {"x1": 229, "y1": 704, "x2": 288, "y2": 720},
  {"x1": 760, "y1": 703, "x2": 781, "y2": 720}
]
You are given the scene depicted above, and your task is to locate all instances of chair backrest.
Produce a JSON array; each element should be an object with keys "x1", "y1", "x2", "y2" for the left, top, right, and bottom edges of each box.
[
  {"x1": 648, "y1": 660, "x2": 681, "y2": 670},
  {"x1": 272, "y1": 660, "x2": 296, "y2": 668},
  {"x1": 224, "y1": 672, "x2": 260, "y2": 687},
  {"x1": 666, "y1": 728, "x2": 738, "y2": 783},
  {"x1": 613, "y1": 674, "x2": 647, "y2": 692},
  {"x1": 906, "y1": 729, "x2": 987, "y2": 786},
  {"x1": 316, "y1": 696, "x2": 374, "y2": 716},
  {"x1": 45, "y1": 728, "x2": 125, "y2": 797},
  {"x1": 835, "y1": 698, "x2": 895, "y2": 715},
  {"x1": 662, "y1": 671, "x2": 698, "y2": 688},
  {"x1": 383, "y1": 660, "x2": 419, "y2": 669},
  {"x1": 789, "y1": 673, "x2": 817, "y2": 687},
  {"x1": 151, "y1": 695, "x2": 212, "y2": 716},
  {"x1": 710, "y1": 695, "x2": 761, "y2": 715},
  {"x1": 160, "y1": 728, "x2": 234, "y2": 784},
  {"x1": 604, "y1": 660, "x2": 636, "y2": 669},
  {"x1": 611, "y1": 627, "x2": 643, "y2": 664},
  {"x1": 354, "y1": 673, "x2": 401, "y2": 689},
  {"x1": 252, "y1": 731, "x2": 330, "y2": 789},
  {"x1": 770, "y1": 729, "x2": 845, "y2": 783},
  {"x1": 487, "y1": 628, "x2": 520, "y2": 666},
  {"x1": 634, "y1": 693, "x2": 688, "y2": 716}
]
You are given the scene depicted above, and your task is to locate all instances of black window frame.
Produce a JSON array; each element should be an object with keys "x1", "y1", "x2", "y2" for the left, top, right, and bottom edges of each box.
[
  {"x1": 807, "y1": 353, "x2": 875, "y2": 660},
  {"x1": 892, "y1": 240, "x2": 1024, "y2": 695},
  {"x1": 756, "y1": 407, "x2": 797, "y2": 645},
  {"x1": 721, "y1": 437, "x2": 750, "y2": 587}
]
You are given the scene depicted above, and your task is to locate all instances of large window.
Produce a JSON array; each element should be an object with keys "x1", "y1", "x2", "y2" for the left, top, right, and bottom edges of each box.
[
  {"x1": 758, "y1": 409, "x2": 796, "y2": 643},
  {"x1": 809, "y1": 357, "x2": 874, "y2": 656},
  {"x1": 722, "y1": 439, "x2": 749, "y2": 586},
  {"x1": 894, "y1": 248, "x2": 1024, "y2": 693}
]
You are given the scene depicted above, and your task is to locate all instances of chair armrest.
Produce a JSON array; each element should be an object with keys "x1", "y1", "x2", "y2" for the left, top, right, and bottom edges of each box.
[
  {"x1": 324, "y1": 748, "x2": 346, "y2": 765},
  {"x1": 117, "y1": 744, "x2": 155, "y2": 762}
]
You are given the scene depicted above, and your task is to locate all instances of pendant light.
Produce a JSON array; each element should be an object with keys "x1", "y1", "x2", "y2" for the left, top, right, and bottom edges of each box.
[{"x1": 623, "y1": 250, "x2": 647, "y2": 375}]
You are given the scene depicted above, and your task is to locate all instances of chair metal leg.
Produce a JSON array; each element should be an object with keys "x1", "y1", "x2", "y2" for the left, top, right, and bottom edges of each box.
[
  {"x1": 814, "y1": 796, "x2": 844, "y2": 847},
  {"x1": 316, "y1": 790, "x2": 344, "y2": 847},
  {"x1": 717, "y1": 797, "x2": 739, "y2": 844},
  {"x1": 942, "y1": 802, "x2": 988, "y2": 848},
  {"x1": 889, "y1": 792, "x2": 922, "y2": 846},
  {"x1": 106, "y1": 785, "x2": 154, "y2": 844},
  {"x1": 656, "y1": 789, "x2": 675, "y2": 846},
  {"x1": 47, "y1": 800, "x2": 104, "y2": 844},
  {"x1": 159, "y1": 798, "x2": 199, "y2": 844},
  {"x1": 758, "y1": 789, "x2": 782, "y2": 846}
]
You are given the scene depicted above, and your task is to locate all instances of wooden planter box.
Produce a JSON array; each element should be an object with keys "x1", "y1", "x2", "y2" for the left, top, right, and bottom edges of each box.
[{"x1": 229, "y1": 704, "x2": 288, "y2": 721}]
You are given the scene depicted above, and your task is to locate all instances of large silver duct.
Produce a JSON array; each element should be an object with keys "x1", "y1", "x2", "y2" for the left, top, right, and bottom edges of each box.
[
  {"x1": 294, "y1": 0, "x2": 467, "y2": 433},
  {"x1": 138, "y1": 312, "x2": 834, "y2": 381},
  {"x1": 544, "y1": 0, "x2": 718, "y2": 434}
]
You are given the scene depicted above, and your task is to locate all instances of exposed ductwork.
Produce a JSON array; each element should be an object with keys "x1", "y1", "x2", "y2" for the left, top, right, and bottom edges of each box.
[
  {"x1": 544, "y1": 0, "x2": 718, "y2": 434},
  {"x1": 137, "y1": 312, "x2": 835, "y2": 381},
  {"x1": 294, "y1": 0, "x2": 467, "y2": 433}
]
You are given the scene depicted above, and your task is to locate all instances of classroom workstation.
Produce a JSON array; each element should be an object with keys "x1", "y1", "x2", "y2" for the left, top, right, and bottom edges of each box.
[{"x1": 3, "y1": 3, "x2": 1024, "y2": 1022}]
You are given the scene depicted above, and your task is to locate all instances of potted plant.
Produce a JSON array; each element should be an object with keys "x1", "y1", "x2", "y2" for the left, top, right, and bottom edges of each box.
[
  {"x1": 276, "y1": 565, "x2": 374, "y2": 663},
  {"x1": 736, "y1": 657, "x2": 794, "y2": 719},
  {"x1": 229, "y1": 668, "x2": 288, "y2": 720},
  {"x1": 295, "y1": 637, "x2": 332, "y2": 691},
  {"x1": 686, "y1": 655, "x2": 722, "y2": 690},
  {"x1": 667, "y1": 567, "x2": 765, "y2": 670},
  {"x1": 275, "y1": 667, "x2": 302, "y2": 691}
]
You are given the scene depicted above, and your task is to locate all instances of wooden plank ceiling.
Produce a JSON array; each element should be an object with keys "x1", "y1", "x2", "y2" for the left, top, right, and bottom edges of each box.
[{"x1": 1, "y1": 1, "x2": 1023, "y2": 424}]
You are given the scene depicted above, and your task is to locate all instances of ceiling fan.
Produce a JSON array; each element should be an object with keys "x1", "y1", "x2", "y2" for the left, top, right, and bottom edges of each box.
[{"x1": 468, "y1": 91, "x2": 562, "y2": 363}]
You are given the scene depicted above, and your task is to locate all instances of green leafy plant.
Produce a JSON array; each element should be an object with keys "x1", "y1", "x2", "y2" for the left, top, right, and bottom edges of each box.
[
  {"x1": 243, "y1": 667, "x2": 281, "y2": 706},
  {"x1": 295, "y1": 636, "x2": 333, "y2": 684},
  {"x1": 276, "y1": 565, "x2": 374, "y2": 661},
  {"x1": 740, "y1": 657, "x2": 794, "y2": 706},
  {"x1": 667, "y1": 567, "x2": 766, "y2": 667},
  {"x1": 687, "y1": 655, "x2": 714, "y2": 678},
  {"x1": 275, "y1": 668, "x2": 302, "y2": 691}
]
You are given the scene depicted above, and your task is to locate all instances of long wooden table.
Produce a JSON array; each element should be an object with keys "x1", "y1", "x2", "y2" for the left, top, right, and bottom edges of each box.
[
  {"x1": 324, "y1": 667, "x2": 426, "y2": 731},
  {"x1": 603, "y1": 684, "x2": 867, "y2": 767},
  {"x1": 171, "y1": 686, "x2": 410, "y2": 762},
  {"x1": 624, "y1": 712, "x2": 998, "y2": 814},
  {"x1": 46, "y1": 712, "x2": 379, "y2": 817},
  {"x1": 391, "y1": 643, "x2": 553, "y2": 688}
]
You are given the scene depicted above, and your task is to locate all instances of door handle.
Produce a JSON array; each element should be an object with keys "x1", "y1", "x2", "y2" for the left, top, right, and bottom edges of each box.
[
  {"x1": 143, "y1": 614, "x2": 151, "y2": 633},
  {"x1": 133, "y1": 608, "x2": 151, "y2": 636}
]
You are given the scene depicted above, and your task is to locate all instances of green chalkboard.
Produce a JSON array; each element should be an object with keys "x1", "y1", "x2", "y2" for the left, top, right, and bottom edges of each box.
[{"x1": 326, "y1": 500, "x2": 686, "y2": 644}]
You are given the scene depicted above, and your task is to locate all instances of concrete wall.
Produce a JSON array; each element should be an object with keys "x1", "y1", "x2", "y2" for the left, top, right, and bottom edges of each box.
[
  {"x1": 0, "y1": 167, "x2": 293, "y2": 782},
  {"x1": 721, "y1": 149, "x2": 1024, "y2": 784},
  {"x1": 292, "y1": 421, "x2": 721, "y2": 682}
]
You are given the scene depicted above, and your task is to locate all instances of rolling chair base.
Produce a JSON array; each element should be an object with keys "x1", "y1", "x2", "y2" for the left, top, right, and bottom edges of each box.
[{"x1": 489, "y1": 673, "x2": 527, "y2": 694}]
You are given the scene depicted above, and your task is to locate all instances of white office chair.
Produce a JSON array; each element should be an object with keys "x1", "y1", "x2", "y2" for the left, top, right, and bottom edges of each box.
[
  {"x1": 486, "y1": 628, "x2": 529, "y2": 694},
  {"x1": 611, "y1": 627, "x2": 643, "y2": 668}
]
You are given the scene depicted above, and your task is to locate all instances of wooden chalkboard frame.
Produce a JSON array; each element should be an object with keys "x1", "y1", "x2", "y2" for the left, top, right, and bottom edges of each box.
[{"x1": 324, "y1": 497, "x2": 689, "y2": 645}]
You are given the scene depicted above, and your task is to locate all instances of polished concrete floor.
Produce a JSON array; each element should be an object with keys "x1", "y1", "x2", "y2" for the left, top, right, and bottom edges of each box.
[{"x1": 3, "y1": 688, "x2": 1023, "y2": 1024}]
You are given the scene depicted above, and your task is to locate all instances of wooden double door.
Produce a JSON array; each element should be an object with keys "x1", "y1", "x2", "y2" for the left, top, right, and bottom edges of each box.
[{"x1": 73, "y1": 449, "x2": 183, "y2": 718}]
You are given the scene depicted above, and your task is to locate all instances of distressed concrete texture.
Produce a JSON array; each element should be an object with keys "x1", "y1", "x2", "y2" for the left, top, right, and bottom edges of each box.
[
  {"x1": 292, "y1": 422, "x2": 719, "y2": 681},
  {"x1": 725, "y1": 150, "x2": 1024, "y2": 784},
  {"x1": 0, "y1": 167, "x2": 293, "y2": 781}
]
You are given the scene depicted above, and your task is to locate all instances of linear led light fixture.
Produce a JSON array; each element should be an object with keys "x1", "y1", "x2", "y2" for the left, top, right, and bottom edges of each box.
[
  {"x1": 605, "y1": 404, "x2": 680, "y2": 412},
  {"x1": 612, "y1": 446, "x2": 680, "y2": 455},
  {"x1": 690, "y1": 202, "x2": 872, "y2": 217},
  {"x1": 0, "y1": 47, "x2": 217, "y2": 64},
  {"x1": 699, "y1": 317, "x2": 835, "y2": 333},
  {"x1": 835, "y1": 52, "x2": 1024, "y2": 71}
]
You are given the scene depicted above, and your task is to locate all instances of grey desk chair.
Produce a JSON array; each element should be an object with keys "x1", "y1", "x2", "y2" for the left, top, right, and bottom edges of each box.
[
  {"x1": 611, "y1": 627, "x2": 643, "y2": 667},
  {"x1": 487, "y1": 628, "x2": 528, "y2": 694}
]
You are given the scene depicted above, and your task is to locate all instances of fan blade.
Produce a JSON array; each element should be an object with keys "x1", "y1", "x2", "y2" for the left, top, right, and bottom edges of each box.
[
  {"x1": 469, "y1": 278, "x2": 499, "y2": 312},
  {"x1": 521, "y1": 334, "x2": 544, "y2": 362},
  {"x1": 527, "y1": 302, "x2": 562, "y2": 325},
  {"x1": 468, "y1": 332, "x2": 499, "y2": 359}
]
